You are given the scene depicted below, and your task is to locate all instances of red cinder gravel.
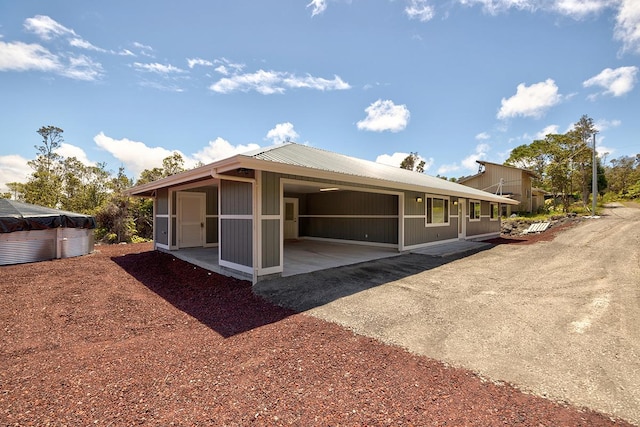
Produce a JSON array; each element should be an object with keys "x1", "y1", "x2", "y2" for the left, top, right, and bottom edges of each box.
[{"x1": 0, "y1": 242, "x2": 632, "y2": 426}]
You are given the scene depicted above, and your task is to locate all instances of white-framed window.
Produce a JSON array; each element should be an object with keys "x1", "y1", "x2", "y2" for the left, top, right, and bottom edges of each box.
[
  {"x1": 425, "y1": 194, "x2": 450, "y2": 226},
  {"x1": 469, "y1": 200, "x2": 481, "y2": 222},
  {"x1": 490, "y1": 203, "x2": 499, "y2": 221}
]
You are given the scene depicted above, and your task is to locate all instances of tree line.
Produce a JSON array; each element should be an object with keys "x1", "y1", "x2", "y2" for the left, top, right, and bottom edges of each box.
[
  {"x1": 503, "y1": 115, "x2": 639, "y2": 212},
  {"x1": 1, "y1": 126, "x2": 187, "y2": 243},
  {"x1": 2, "y1": 120, "x2": 639, "y2": 243}
]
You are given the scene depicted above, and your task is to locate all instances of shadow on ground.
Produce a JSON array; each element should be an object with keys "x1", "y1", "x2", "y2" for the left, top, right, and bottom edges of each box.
[
  {"x1": 112, "y1": 250, "x2": 295, "y2": 338},
  {"x1": 254, "y1": 249, "x2": 490, "y2": 313}
]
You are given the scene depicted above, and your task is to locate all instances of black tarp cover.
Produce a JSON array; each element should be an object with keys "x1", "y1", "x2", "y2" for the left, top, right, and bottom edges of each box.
[{"x1": 0, "y1": 199, "x2": 96, "y2": 233}]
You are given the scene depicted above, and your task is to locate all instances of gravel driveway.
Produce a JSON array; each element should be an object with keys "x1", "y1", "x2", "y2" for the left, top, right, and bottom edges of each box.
[{"x1": 255, "y1": 203, "x2": 640, "y2": 424}]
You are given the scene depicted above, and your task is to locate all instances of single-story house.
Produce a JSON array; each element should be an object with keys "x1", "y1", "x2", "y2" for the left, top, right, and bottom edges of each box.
[
  {"x1": 458, "y1": 160, "x2": 541, "y2": 215},
  {"x1": 126, "y1": 143, "x2": 518, "y2": 283}
]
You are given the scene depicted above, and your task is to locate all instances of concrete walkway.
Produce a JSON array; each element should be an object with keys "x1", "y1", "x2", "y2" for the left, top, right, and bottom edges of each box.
[{"x1": 163, "y1": 239, "x2": 489, "y2": 279}]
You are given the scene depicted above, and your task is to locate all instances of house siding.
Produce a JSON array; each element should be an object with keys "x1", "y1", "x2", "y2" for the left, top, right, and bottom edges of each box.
[
  {"x1": 220, "y1": 180, "x2": 253, "y2": 267},
  {"x1": 466, "y1": 201, "x2": 500, "y2": 236},
  {"x1": 261, "y1": 219, "x2": 280, "y2": 268},
  {"x1": 298, "y1": 190, "x2": 398, "y2": 244}
]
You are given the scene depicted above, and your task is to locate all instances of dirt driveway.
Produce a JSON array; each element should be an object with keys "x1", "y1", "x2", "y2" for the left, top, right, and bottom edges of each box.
[{"x1": 255, "y1": 203, "x2": 640, "y2": 424}]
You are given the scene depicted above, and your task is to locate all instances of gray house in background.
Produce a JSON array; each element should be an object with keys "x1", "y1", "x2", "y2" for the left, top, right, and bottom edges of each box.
[{"x1": 126, "y1": 143, "x2": 518, "y2": 283}]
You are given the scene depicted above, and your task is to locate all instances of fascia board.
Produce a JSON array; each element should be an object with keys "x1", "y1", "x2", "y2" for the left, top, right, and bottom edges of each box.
[{"x1": 227, "y1": 157, "x2": 519, "y2": 205}]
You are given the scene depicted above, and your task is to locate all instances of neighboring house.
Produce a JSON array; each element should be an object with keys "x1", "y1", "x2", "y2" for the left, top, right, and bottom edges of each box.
[
  {"x1": 458, "y1": 160, "x2": 541, "y2": 215},
  {"x1": 126, "y1": 143, "x2": 518, "y2": 283}
]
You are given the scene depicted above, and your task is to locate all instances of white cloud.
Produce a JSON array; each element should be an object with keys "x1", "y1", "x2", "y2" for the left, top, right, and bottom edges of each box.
[
  {"x1": 583, "y1": 66, "x2": 638, "y2": 98},
  {"x1": 61, "y1": 54, "x2": 104, "y2": 81},
  {"x1": 462, "y1": 143, "x2": 490, "y2": 170},
  {"x1": 209, "y1": 69, "x2": 350, "y2": 94},
  {"x1": 192, "y1": 137, "x2": 260, "y2": 165},
  {"x1": 376, "y1": 152, "x2": 434, "y2": 171},
  {"x1": 94, "y1": 132, "x2": 182, "y2": 177},
  {"x1": 55, "y1": 143, "x2": 95, "y2": 166},
  {"x1": 132, "y1": 41, "x2": 154, "y2": 57},
  {"x1": 437, "y1": 163, "x2": 461, "y2": 175},
  {"x1": 187, "y1": 57, "x2": 213, "y2": 68},
  {"x1": 405, "y1": 0, "x2": 436, "y2": 21},
  {"x1": 24, "y1": 15, "x2": 75, "y2": 40},
  {"x1": 475, "y1": 132, "x2": 491, "y2": 140},
  {"x1": 535, "y1": 124, "x2": 560, "y2": 139},
  {"x1": 0, "y1": 41, "x2": 59, "y2": 72},
  {"x1": 497, "y1": 78, "x2": 562, "y2": 119},
  {"x1": 24, "y1": 15, "x2": 107, "y2": 54},
  {"x1": 457, "y1": 0, "x2": 537, "y2": 15},
  {"x1": 356, "y1": 99, "x2": 410, "y2": 132},
  {"x1": 0, "y1": 40, "x2": 102, "y2": 80},
  {"x1": 614, "y1": 0, "x2": 640, "y2": 54},
  {"x1": 133, "y1": 62, "x2": 186, "y2": 75},
  {"x1": 0, "y1": 154, "x2": 32, "y2": 193},
  {"x1": 551, "y1": 0, "x2": 611, "y2": 19},
  {"x1": 266, "y1": 122, "x2": 299, "y2": 144},
  {"x1": 283, "y1": 74, "x2": 351, "y2": 91},
  {"x1": 594, "y1": 118, "x2": 622, "y2": 132},
  {"x1": 435, "y1": 143, "x2": 490, "y2": 176},
  {"x1": 307, "y1": 0, "x2": 328, "y2": 17}
]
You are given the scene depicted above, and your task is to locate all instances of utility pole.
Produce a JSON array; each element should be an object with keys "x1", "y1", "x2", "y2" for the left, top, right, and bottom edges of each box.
[{"x1": 592, "y1": 131, "x2": 598, "y2": 216}]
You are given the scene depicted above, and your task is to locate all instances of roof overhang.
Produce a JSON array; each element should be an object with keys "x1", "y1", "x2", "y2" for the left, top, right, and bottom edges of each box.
[{"x1": 125, "y1": 152, "x2": 519, "y2": 205}]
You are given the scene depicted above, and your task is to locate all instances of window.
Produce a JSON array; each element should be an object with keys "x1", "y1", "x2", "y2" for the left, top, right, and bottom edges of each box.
[
  {"x1": 470, "y1": 200, "x2": 481, "y2": 221},
  {"x1": 490, "y1": 203, "x2": 499, "y2": 221},
  {"x1": 425, "y1": 194, "x2": 449, "y2": 226}
]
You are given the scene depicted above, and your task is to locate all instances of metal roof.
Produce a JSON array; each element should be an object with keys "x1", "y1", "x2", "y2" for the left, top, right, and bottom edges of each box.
[
  {"x1": 241, "y1": 143, "x2": 519, "y2": 204},
  {"x1": 127, "y1": 142, "x2": 519, "y2": 205}
]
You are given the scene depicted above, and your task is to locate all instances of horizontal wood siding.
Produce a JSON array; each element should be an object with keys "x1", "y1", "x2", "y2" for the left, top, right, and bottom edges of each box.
[
  {"x1": 220, "y1": 219, "x2": 252, "y2": 267},
  {"x1": 261, "y1": 219, "x2": 280, "y2": 268}
]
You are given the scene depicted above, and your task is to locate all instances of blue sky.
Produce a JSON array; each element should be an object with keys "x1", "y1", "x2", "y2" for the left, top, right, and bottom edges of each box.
[{"x1": 1, "y1": 0, "x2": 639, "y2": 193}]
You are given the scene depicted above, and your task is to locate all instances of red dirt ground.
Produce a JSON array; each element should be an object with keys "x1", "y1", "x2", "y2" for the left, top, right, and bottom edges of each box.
[{"x1": 0, "y1": 237, "x2": 633, "y2": 426}]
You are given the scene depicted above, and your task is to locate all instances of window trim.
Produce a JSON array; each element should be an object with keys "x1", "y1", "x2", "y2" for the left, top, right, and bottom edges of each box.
[
  {"x1": 425, "y1": 194, "x2": 450, "y2": 227},
  {"x1": 490, "y1": 203, "x2": 499, "y2": 221},
  {"x1": 469, "y1": 200, "x2": 481, "y2": 222}
]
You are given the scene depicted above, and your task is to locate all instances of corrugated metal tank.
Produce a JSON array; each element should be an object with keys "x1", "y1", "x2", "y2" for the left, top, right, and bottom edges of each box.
[{"x1": 0, "y1": 228, "x2": 94, "y2": 266}]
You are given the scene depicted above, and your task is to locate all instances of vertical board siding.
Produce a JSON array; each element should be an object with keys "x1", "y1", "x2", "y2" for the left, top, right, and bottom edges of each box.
[
  {"x1": 206, "y1": 217, "x2": 218, "y2": 244},
  {"x1": 305, "y1": 191, "x2": 397, "y2": 215},
  {"x1": 261, "y1": 171, "x2": 280, "y2": 215},
  {"x1": 300, "y1": 218, "x2": 398, "y2": 244},
  {"x1": 220, "y1": 180, "x2": 252, "y2": 215},
  {"x1": 466, "y1": 202, "x2": 500, "y2": 236},
  {"x1": 156, "y1": 188, "x2": 169, "y2": 215},
  {"x1": 220, "y1": 179, "x2": 253, "y2": 268},
  {"x1": 261, "y1": 219, "x2": 280, "y2": 268},
  {"x1": 405, "y1": 191, "x2": 426, "y2": 216},
  {"x1": 404, "y1": 218, "x2": 457, "y2": 246},
  {"x1": 220, "y1": 219, "x2": 252, "y2": 266},
  {"x1": 155, "y1": 217, "x2": 169, "y2": 245}
]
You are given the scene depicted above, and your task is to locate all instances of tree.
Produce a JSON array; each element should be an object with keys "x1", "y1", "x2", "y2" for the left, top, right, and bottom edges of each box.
[
  {"x1": 567, "y1": 115, "x2": 597, "y2": 205},
  {"x1": 400, "y1": 152, "x2": 426, "y2": 173},
  {"x1": 23, "y1": 126, "x2": 65, "y2": 207}
]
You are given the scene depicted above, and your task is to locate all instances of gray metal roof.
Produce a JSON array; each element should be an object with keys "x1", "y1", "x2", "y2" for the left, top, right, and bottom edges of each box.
[
  {"x1": 241, "y1": 143, "x2": 518, "y2": 204},
  {"x1": 127, "y1": 142, "x2": 519, "y2": 204}
]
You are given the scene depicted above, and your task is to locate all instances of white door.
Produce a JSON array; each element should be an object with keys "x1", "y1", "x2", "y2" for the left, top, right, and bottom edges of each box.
[
  {"x1": 457, "y1": 198, "x2": 466, "y2": 239},
  {"x1": 283, "y1": 197, "x2": 299, "y2": 240},
  {"x1": 177, "y1": 192, "x2": 205, "y2": 248}
]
